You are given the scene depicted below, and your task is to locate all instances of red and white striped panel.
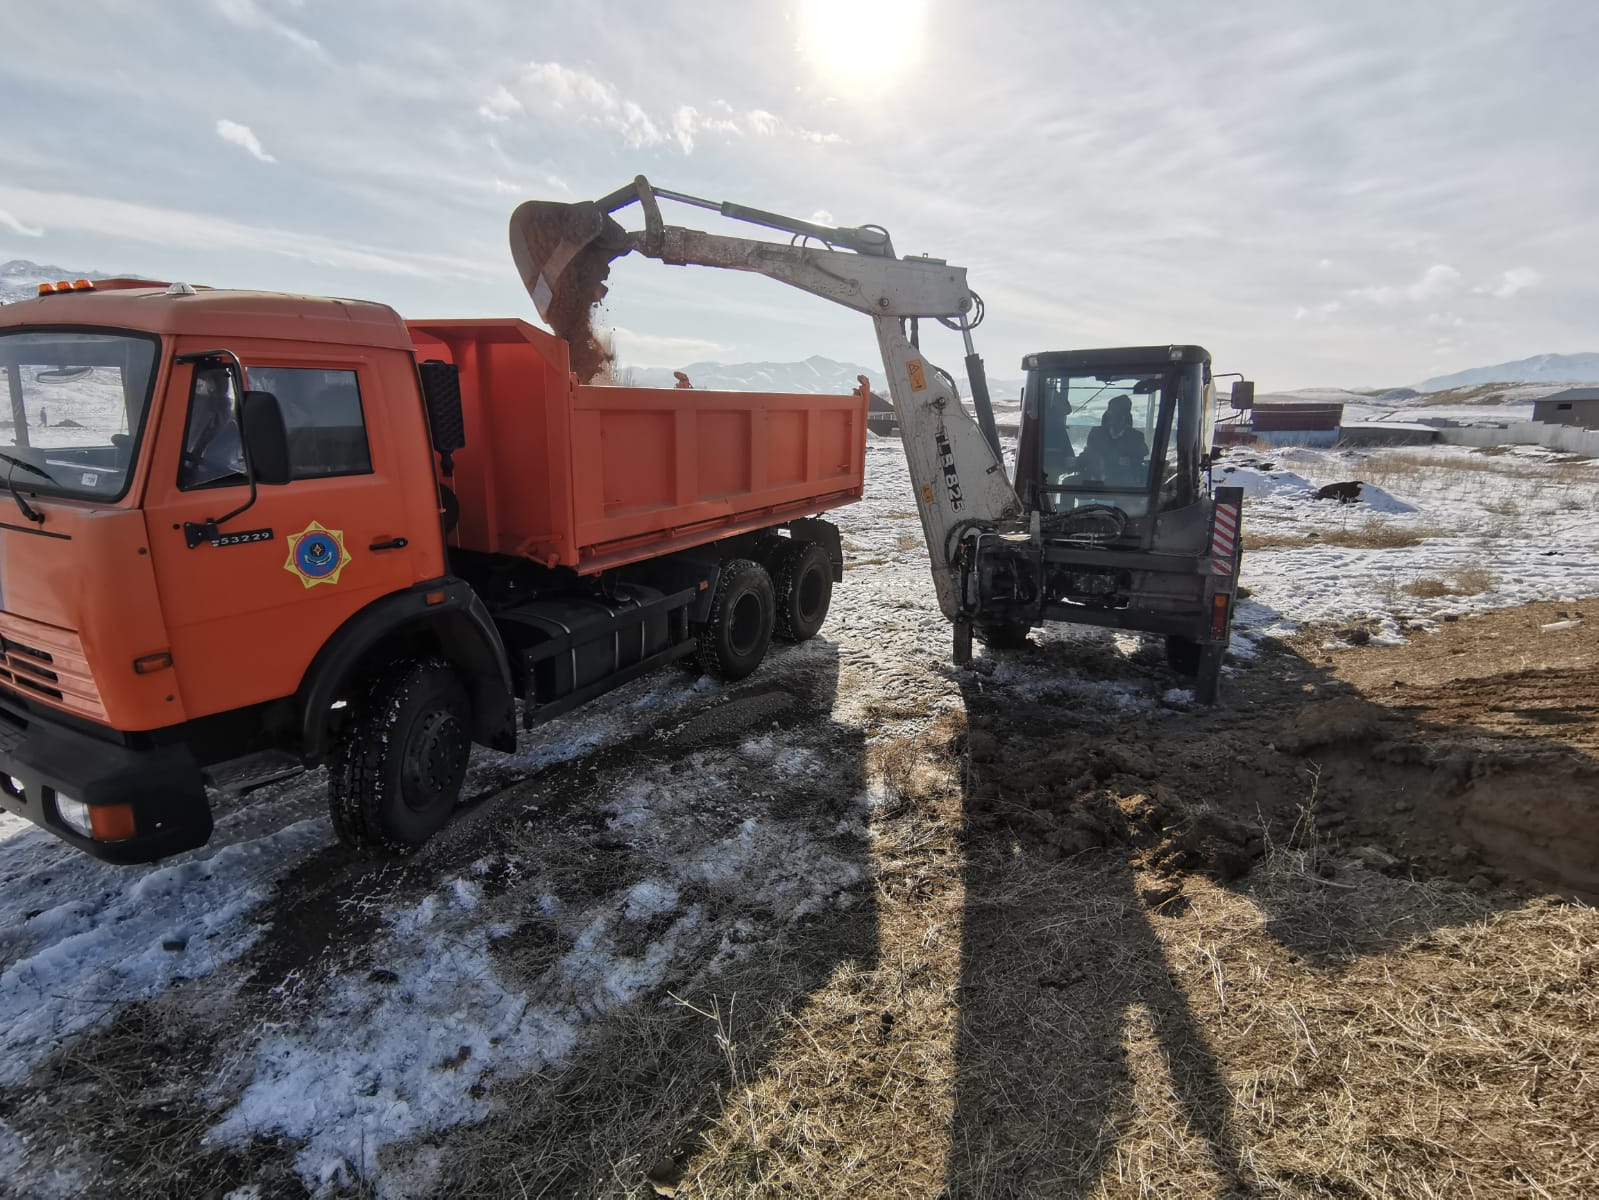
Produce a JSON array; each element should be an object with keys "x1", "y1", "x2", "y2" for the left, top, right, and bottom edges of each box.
[{"x1": 1209, "y1": 502, "x2": 1240, "y2": 575}]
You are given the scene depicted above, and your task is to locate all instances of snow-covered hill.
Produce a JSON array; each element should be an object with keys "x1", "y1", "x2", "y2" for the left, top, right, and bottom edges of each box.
[
  {"x1": 0, "y1": 259, "x2": 111, "y2": 304},
  {"x1": 1417, "y1": 353, "x2": 1599, "y2": 393},
  {"x1": 618, "y1": 355, "x2": 1026, "y2": 411}
]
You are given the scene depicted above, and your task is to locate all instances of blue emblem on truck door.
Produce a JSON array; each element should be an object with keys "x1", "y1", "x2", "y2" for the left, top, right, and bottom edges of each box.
[{"x1": 284, "y1": 521, "x2": 352, "y2": 588}]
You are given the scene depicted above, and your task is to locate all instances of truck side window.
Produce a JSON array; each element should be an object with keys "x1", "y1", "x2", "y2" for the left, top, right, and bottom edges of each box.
[
  {"x1": 247, "y1": 367, "x2": 373, "y2": 480},
  {"x1": 180, "y1": 366, "x2": 373, "y2": 488},
  {"x1": 178, "y1": 368, "x2": 246, "y2": 489}
]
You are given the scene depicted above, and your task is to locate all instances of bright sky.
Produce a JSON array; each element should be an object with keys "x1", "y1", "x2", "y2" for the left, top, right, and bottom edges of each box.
[{"x1": 2, "y1": 0, "x2": 1594, "y2": 390}]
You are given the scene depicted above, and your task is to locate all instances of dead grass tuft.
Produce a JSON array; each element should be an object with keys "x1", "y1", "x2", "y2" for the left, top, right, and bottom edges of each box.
[
  {"x1": 1404, "y1": 566, "x2": 1496, "y2": 598},
  {"x1": 1247, "y1": 518, "x2": 1438, "y2": 551}
]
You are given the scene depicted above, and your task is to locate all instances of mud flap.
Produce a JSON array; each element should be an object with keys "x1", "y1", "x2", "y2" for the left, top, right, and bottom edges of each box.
[{"x1": 953, "y1": 618, "x2": 973, "y2": 666}]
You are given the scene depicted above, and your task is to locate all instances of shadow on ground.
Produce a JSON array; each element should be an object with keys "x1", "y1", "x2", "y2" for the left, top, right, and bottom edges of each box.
[{"x1": 943, "y1": 608, "x2": 1599, "y2": 1196}]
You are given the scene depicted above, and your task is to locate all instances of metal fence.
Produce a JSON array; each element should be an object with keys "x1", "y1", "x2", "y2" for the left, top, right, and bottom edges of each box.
[{"x1": 1435, "y1": 422, "x2": 1599, "y2": 456}]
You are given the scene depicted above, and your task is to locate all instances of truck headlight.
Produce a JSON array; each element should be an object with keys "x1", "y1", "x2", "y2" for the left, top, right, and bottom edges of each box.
[{"x1": 55, "y1": 794, "x2": 93, "y2": 838}]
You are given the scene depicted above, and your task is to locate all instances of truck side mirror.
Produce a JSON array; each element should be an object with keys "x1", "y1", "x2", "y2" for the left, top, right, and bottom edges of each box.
[
  {"x1": 1230, "y1": 380, "x2": 1255, "y2": 410},
  {"x1": 241, "y1": 390, "x2": 291, "y2": 485}
]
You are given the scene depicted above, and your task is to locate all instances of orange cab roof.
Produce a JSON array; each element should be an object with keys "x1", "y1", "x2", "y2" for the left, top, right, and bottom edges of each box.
[{"x1": 0, "y1": 285, "x2": 415, "y2": 352}]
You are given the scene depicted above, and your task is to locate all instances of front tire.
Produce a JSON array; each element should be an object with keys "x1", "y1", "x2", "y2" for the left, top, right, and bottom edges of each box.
[
  {"x1": 772, "y1": 540, "x2": 833, "y2": 642},
  {"x1": 696, "y1": 559, "x2": 776, "y2": 681},
  {"x1": 329, "y1": 658, "x2": 472, "y2": 853}
]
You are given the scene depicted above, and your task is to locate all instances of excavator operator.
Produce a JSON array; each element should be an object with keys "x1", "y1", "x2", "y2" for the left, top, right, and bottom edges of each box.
[{"x1": 1079, "y1": 393, "x2": 1148, "y2": 487}]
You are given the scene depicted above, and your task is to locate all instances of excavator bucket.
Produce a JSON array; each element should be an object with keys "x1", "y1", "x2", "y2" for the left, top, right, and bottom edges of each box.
[{"x1": 508, "y1": 199, "x2": 635, "y2": 326}]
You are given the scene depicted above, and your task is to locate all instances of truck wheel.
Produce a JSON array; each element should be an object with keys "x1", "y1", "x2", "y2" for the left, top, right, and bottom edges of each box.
[
  {"x1": 772, "y1": 540, "x2": 833, "y2": 642},
  {"x1": 696, "y1": 559, "x2": 775, "y2": 681},
  {"x1": 329, "y1": 657, "x2": 472, "y2": 852},
  {"x1": 1165, "y1": 634, "x2": 1202, "y2": 676},
  {"x1": 975, "y1": 621, "x2": 1031, "y2": 649}
]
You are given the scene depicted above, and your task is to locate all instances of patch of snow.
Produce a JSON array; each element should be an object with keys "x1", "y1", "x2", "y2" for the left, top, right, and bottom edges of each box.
[{"x1": 0, "y1": 815, "x2": 327, "y2": 1087}]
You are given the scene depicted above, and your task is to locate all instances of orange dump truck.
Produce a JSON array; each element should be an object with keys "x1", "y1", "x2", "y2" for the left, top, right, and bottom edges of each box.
[{"x1": 0, "y1": 280, "x2": 865, "y2": 861}]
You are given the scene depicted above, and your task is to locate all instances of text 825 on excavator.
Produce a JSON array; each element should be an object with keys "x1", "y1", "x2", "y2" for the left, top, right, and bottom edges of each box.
[{"x1": 511, "y1": 177, "x2": 1254, "y2": 702}]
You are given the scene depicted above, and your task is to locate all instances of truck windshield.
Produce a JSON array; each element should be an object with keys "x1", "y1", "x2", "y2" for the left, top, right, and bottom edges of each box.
[
  {"x1": 0, "y1": 330, "x2": 158, "y2": 502},
  {"x1": 1038, "y1": 371, "x2": 1169, "y2": 516}
]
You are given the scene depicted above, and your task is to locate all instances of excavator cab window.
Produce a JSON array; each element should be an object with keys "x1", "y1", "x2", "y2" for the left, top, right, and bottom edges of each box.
[
  {"x1": 1033, "y1": 362, "x2": 1205, "y2": 519},
  {"x1": 1038, "y1": 371, "x2": 1166, "y2": 516}
]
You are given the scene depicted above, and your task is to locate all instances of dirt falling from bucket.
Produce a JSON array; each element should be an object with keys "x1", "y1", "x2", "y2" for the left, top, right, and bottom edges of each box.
[{"x1": 543, "y1": 224, "x2": 626, "y2": 383}]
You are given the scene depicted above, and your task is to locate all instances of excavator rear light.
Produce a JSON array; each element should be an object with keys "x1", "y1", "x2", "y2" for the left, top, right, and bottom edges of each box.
[{"x1": 1209, "y1": 593, "x2": 1230, "y2": 640}]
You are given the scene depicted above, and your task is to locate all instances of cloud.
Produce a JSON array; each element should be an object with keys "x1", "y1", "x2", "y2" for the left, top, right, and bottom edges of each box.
[
  {"x1": 0, "y1": 208, "x2": 44, "y2": 238},
  {"x1": 1473, "y1": 267, "x2": 1541, "y2": 298},
  {"x1": 0, "y1": 184, "x2": 499, "y2": 283},
  {"x1": 1348, "y1": 264, "x2": 1461, "y2": 307},
  {"x1": 477, "y1": 85, "x2": 521, "y2": 124},
  {"x1": 611, "y1": 326, "x2": 734, "y2": 368},
  {"x1": 215, "y1": 119, "x2": 277, "y2": 163},
  {"x1": 212, "y1": 0, "x2": 324, "y2": 56},
  {"x1": 480, "y1": 63, "x2": 840, "y2": 153}
]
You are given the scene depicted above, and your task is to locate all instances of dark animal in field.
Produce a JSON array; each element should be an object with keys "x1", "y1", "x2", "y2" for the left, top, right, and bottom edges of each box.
[{"x1": 1315, "y1": 480, "x2": 1364, "y2": 503}]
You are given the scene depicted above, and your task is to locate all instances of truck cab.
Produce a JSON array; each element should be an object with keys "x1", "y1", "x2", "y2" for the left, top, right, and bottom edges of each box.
[{"x1": 0, "y1": 280, "x2": 858, "y2": 862}]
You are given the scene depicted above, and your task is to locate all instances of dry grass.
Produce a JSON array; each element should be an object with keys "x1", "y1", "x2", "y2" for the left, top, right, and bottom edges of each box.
[
  {"x1": 674, "y1": 713, "x2": 969, "y2": 1197},
  {"x1": 1245, "y1": 517, "x2": 1438, "y2": 552},
  {"x1": 1405, "y1": 566, "x2": 1496, "y2": 598}
]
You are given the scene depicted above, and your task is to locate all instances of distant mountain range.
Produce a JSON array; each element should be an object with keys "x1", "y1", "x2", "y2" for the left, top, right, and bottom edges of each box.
[
  {"x1": 1417, "y1": 353, "x2": 1599, "y2": 393},
  {"x1": 0, "y1": 259, "x2": 114, "y2": 304},
  {"x1": 623, "y1": 355, "x2": 1026, "y2": 408}
]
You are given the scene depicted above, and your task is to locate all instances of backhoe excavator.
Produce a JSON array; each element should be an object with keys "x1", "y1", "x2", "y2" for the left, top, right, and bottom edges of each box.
[{"x1": 511, "y1": 177, "x2": 1251, "y2": 702}]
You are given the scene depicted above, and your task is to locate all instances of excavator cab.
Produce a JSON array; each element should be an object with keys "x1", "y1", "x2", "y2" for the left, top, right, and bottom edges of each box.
[
  {"x1": 1015, "y1": 345, "x2": 1213, "y2": 526},
  {"x1": 969, "y1": 344, "x2": 1248, "y2": 701}
]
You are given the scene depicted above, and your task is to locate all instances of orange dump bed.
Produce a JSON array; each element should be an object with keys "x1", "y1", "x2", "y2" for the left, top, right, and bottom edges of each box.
[{"x1": 406, "y1": 319, "x2": 867, "y2": 574}]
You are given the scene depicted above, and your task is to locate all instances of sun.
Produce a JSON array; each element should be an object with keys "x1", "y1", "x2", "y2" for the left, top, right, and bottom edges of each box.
[{"x1": 798, "y1": 0, "x2": 927, "y2": 94}]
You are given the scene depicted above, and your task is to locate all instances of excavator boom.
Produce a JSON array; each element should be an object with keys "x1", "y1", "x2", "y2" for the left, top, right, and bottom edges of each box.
[{"x1": 510, "y1": 176, "x2": 1021, "y2": 621}]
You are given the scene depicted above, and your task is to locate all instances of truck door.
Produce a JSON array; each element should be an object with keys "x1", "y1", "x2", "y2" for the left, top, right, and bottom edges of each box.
[{"x1": 143, "y1": 353, "x2": 432, "y2": 723}]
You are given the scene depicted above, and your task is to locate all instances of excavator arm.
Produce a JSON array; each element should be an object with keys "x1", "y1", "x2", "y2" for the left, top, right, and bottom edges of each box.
[{"x1": 509, "y1": 176, "x2": 1022, "y2": 622}]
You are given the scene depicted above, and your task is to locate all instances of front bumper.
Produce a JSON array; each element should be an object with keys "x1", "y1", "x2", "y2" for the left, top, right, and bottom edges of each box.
[{"x1": 0, "y1": 709, "x2": 211, "y2": 864}]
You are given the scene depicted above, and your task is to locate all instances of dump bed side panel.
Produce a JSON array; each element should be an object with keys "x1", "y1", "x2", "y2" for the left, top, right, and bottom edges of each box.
[
  {"x1": 406, "y1": 319, "x2": 866, "y2": 574},
  {"x1": 568, "y1": 383, "x2": 865, "y2": 572}
]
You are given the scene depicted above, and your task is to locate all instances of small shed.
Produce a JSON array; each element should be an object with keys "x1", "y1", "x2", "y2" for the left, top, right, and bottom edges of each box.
[{"x1": 1532, "y1": 388, "x2": 1599, "y2": 429}]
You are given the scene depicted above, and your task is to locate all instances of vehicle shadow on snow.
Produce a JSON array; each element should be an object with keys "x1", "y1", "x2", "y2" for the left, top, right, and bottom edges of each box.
[{"x1": 942, "y1": 616, "x2": 1599, "y2": 1197}]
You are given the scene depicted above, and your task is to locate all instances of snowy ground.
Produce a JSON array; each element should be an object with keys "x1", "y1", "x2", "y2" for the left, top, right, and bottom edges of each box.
[
  {"x1": 1, "y1": 435, "x2": 1597, "y2": 1195},
  {"x1": 1220, "y1": 442, "x2": 1599, "y2": 648}
]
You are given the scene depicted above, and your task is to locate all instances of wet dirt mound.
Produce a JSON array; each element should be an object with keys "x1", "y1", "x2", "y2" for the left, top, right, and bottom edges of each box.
[{"x1": 962, "y1": 602, "x2": 1599, "y2": 903}]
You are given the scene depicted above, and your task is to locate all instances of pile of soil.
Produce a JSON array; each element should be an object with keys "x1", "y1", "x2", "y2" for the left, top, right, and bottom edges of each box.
[{"x1": 961, "y1": 600, "x2": 1599, "y2": 903}]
